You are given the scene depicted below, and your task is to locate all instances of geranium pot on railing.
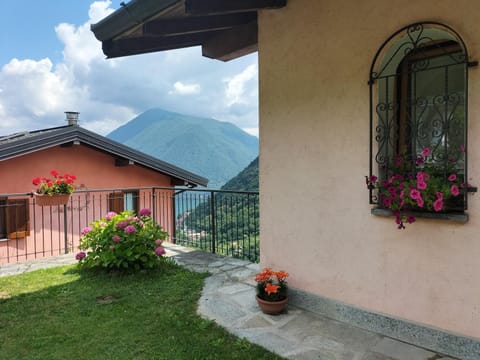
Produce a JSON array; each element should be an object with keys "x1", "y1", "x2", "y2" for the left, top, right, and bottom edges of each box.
[
  {"x1": 32, "y1": 170, "x2": 76, "y2": 206},
  {"x1": 254, "y1": 268, "x2": 289, "y2": 315}
]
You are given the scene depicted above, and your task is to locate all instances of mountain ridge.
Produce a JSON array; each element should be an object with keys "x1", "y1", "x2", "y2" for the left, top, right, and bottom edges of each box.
[{"x1": 107, "y1": 108, "x2": 258, "y2": 188}]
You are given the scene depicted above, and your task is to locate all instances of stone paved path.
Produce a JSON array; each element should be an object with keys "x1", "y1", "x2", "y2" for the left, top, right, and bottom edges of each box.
[{"x1": 0, "y1": 243, "x2": 458, "y2": 360}]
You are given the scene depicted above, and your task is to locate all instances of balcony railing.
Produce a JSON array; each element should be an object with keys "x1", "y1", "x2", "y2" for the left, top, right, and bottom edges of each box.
[{"x1": 0, "y1": 187, "x2": 259, "y2": 264}]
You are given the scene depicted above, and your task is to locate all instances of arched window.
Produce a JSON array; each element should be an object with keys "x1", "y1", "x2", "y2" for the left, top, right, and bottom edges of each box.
[{"x1": 369, "y1": 22, "x2": 476, "y2": 215}]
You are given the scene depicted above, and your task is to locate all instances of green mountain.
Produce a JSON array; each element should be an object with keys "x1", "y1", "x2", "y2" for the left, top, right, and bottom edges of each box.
[
  {"x1": 107, "y1": 108, "x2": 258, "y2": 188},
  {"x1": 221, "y1": 157, "x2": 258, "y2": 191}
]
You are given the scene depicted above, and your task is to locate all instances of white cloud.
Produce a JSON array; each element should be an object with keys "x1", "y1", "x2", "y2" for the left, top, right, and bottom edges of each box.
[
  {"x1": 169, "y1": 81, "x2": 201, "y2": 95},
  {"x1": 225, "y1": 64, "x2": 258, "y2": 106},
  {"x1": 0, "y1": 0, "x2": 259, "y2": 136},
  {"x1": 243, "y1": 127, "x2": 259, "y2": 137}
]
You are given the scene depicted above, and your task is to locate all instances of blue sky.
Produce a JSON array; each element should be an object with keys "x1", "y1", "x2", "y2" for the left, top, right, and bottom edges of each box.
[{"x1": 0, "y1": 1, "x2": 258, "y2": 136}]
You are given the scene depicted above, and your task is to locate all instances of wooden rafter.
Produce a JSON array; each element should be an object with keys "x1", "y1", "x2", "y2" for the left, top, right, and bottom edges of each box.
[
  {"x1": 143, "y1": 12, "x2": 257, "y2": 36},
  {"x1": 202, "y1": 22, "x2": 258, "y2": 61},
  {"x1": 103, "y1": 31, "x2": 223, "y2": 58},
  {"x1": 185, "y1": 0, "x2": 287, "y2": 15}
]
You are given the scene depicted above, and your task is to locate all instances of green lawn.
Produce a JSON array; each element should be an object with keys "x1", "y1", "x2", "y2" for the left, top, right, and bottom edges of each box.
[{"x1": 0, "y1": 261, "x2": 283, "y2": 360}]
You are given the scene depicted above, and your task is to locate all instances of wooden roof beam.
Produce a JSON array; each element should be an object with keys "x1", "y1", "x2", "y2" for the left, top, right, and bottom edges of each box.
[
  {"x1": 186, "y1": 0, "x2": 287, "y2": 15},
  {"x1": 202, "y1": 22, "x2": 258, "y2": 61},
  {"x1": 103, "y1": 31, "x2": 222, "y2": 58},
  {"x1": 143, "y1": 12, "x2": 257, "y2": 36}
]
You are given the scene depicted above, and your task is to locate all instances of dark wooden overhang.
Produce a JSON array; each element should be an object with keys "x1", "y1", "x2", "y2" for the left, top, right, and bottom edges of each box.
[{"x1": 91, "y1": 0, "x2": 287, "y2": 61}]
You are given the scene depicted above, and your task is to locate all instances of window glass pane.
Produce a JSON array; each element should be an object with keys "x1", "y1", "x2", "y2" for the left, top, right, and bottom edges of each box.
[{"x1": 124, "y1": 192, "x2": 134, "y2": 211}]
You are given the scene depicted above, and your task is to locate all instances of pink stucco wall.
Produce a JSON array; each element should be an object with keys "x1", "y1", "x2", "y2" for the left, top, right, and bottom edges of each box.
[
  {"x1": 0, "y1": 144, "x2": 172, "y2": 193},
  {"x1": 259, "y1": 0, "x2": 480, "y2": 339},
  {"x1": 0, "y1": 144, "x2": 175, "y2": 263}
]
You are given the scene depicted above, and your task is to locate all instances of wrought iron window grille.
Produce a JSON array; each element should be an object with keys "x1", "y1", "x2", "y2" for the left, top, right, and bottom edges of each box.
[{"x1": 368, "y1": 22, "x2": 477, "y2": 212}]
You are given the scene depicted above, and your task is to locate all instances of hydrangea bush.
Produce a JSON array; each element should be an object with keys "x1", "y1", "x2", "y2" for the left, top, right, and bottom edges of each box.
[
  {"x1": 77, "y1": 208, "x2": 168, "y2": 271},
  {"x1": 366, "y1": 147, "x2": 464, "y2": 229}
]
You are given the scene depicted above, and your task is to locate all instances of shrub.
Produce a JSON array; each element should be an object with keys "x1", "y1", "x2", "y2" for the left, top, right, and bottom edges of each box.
[{"x1": 77, "y1": 208, "x2": 168, "y2": 271}]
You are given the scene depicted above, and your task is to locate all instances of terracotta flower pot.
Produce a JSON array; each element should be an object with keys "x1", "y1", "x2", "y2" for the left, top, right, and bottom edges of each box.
[
  {"x1": 256, "y1": 295, "x2": 288, "y2": 315},
  {"x1": 34, "y1": 193, "x2": 70, "y2": 207}
]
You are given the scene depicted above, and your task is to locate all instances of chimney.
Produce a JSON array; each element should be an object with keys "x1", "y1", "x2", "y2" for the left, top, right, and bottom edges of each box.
[{"x1": 65, "y1": 111, "x2": 79, "y2": 126}]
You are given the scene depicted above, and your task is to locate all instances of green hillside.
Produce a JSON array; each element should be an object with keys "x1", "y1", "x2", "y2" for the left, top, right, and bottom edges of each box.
[
  {"x1": 221, "y1": 157, "x2": 258, "y2": 191},
  {"x1": 176, "y1": 157, "x2": 260, "y2": 262},
  {"x1": 107, "y1": 108, "x2": 258, "y2": 188}
]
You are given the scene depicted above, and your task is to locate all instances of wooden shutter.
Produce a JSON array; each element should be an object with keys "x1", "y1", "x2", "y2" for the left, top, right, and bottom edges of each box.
[
  {"x1": 6, "y1": 198, "x2": 30, "y2": 239},
  {"x1": 108, "y1": 192, "x2": 124, "y2": 213}
]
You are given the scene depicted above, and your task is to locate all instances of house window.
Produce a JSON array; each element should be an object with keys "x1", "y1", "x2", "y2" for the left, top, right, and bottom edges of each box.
[
  {"x1": 369, "y1": 22, "x2": 473, "y2": 212},
  {"x1": 108, "y1": 191, "x2": 139, "y2": 213},
  {"x1": 0, "y1": 198, "x2": 30, "y2": 239}
]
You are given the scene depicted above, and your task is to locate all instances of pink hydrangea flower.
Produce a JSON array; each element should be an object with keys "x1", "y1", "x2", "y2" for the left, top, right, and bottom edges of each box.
[
  {"x1": 155, "y1": 247, "x2": 166, "y2": 256},
  {"x1": 139, "y1": 208, "x2": 151, "y2": 217},
  {"x1": 124, "y1": 225, "x2": 136, "y2": 234},
  {"x1": 81, "y1": 227, "x2": 92, "y2": 235},
  {"x1": 105, "y1": 212, "x2": 117, "y2": 221},
  {"x1": 116, "y1": 221, "x2": 128, "y2": 229}
]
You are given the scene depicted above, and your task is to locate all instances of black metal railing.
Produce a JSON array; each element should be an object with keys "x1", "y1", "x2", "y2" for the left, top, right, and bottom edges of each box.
[{"x1": 0, "y1": 187, "x2": 259, "y2": 264}]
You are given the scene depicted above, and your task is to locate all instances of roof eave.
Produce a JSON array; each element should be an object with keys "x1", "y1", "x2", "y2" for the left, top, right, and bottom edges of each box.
[{"x1": 91, "y1": 0, "x2": 182, "y2": 41}]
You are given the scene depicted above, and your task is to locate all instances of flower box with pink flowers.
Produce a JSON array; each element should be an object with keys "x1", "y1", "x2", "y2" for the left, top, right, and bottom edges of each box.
[{"x1": 366, "y1": 147, "x2": 472, "y2": 229}]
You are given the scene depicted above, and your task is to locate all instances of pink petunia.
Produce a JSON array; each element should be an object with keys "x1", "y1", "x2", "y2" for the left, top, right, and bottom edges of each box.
[
  {"x1": 417, "y1": 181, "x2": 427, "y2": 190},
  {"x1": 421, "y1": 148, "x2": 430, "y2": 157},
  {"x1": 435, "y1": 192, "x2": 443, "y2": 200},
  {"x1": 409, "y1": 189, "x2": 421, "y2": 200},
  {"x1": 383, "y1": 197, "x2": 393, "y2": 207},
  {"x1": 417, "y1": 196, "x2": 424, "y2": 208},
  {"x1": 433, "y1": 198, "x2": 444, "y2": 212},
  {"x1": 112, "y1": 235, "x2": 121, "y2": 243},
  {"x1": 448, "y1": 174, "x2": 457, "y2": 182},
  {"x1": 406, "y1": 215, "x2": 416, "y2": 224},
  {"x1": 451, "y1": 185, "x2": 460, "y2": 196},
  {"x1": 75, "y1": 251, "x2": 86, "y2": 261}
]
